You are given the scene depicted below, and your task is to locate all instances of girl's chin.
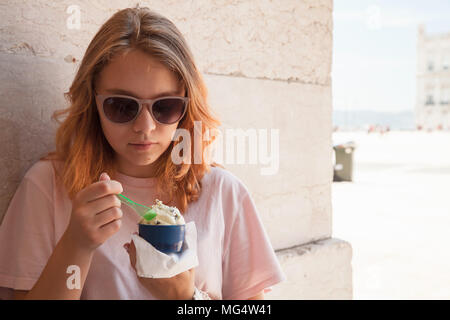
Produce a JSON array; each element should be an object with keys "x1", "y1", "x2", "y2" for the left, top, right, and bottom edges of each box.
[{"x1": 123, "y1": 153, "x2": 161, "y2": 166}]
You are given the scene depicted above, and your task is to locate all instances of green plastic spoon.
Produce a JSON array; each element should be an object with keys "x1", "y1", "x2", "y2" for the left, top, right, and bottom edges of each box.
[{"x1": 116, "y1": 194, "x2": 157, "y2": 221}]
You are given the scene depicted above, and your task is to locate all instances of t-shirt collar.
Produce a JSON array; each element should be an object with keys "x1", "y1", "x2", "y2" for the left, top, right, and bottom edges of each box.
[{"x1": 113, "y1": 171, "x2": 157, "y2": 188}]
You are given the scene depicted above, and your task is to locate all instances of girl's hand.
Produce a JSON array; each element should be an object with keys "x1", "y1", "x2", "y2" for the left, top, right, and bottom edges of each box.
[
  {"x1": 63, "y1": 172, "x2": 124, "y2": 252},
  {"x1": 124, "y1": 240, "x2": 195, "y2": 300}
]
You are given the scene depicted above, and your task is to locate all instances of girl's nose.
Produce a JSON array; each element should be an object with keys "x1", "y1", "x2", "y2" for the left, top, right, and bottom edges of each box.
[{"x1": 133, "y1": 103, "x2": 157, "y2": 133}]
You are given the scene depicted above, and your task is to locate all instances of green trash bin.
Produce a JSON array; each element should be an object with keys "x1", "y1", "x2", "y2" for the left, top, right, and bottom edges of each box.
[{"x1": 333, "y1": 141, "x2": 356, "y2": 182}]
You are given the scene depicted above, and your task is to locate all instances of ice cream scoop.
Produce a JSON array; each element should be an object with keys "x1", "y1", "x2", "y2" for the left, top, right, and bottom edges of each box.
[{"x1": 139, "y1": 199, "x2": 185, "y2": 225}]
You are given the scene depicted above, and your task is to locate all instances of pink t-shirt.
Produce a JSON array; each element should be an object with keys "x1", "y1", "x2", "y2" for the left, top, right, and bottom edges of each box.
[{"x1": 0, "y1": 160, "x2": 285, "y2": 300}]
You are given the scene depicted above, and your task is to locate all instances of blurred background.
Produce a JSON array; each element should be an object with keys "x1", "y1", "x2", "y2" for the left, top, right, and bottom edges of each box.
[{"x1": 332, "y1": 0, "x2": 450, "y2": 299}]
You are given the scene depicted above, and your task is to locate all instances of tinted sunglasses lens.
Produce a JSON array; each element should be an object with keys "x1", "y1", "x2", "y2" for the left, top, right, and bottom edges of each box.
[
  {"x1": 103, "y1": 97, "x2": 139, "y2": 123},
  {"x1": 152, "y1": 98, "x2": 186, "y2": 124}
]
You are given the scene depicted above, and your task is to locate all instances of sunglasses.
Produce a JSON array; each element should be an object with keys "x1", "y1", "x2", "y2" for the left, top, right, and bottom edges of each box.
[{"x1": 95, "y1": 93, "x2": 189, "y2": 125}]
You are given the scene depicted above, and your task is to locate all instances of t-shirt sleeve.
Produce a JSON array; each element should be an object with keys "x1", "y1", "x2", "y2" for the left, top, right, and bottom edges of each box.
[
  {"x1": 0, "y1": 169, "x2": 55, "y2": 297},
  {"x1": 221, "y1": 183, "x2": 286, "y2": 300}
]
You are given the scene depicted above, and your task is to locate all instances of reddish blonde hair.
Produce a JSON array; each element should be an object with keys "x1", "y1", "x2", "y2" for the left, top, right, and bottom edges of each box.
[{"x1": 41, "y1": 7, "x2": 221, "y2": 212}]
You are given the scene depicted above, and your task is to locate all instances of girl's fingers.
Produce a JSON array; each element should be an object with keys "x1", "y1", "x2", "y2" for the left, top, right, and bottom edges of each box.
[
  {"x1": 99, "y1": 218, "x2": 122, "y2": 238},
  {"x1": 94, "y1": 207, "x2": 123, "y2": 228}
]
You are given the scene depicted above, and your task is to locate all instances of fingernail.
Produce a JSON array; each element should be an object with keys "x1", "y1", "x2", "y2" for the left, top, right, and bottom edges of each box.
[{"x1": 99, "y1": 172, "x2": 111, "y2": 181}]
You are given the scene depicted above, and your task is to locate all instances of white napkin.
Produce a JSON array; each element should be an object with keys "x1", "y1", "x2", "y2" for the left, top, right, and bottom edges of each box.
[{"x1": 131, "y1": 221, "x2": 199, "y2": 278}]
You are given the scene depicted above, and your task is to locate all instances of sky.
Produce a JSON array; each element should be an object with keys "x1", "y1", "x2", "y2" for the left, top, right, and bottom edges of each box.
[{"x1": 332, "y1": 0, "x2": 450, "y2": 113}]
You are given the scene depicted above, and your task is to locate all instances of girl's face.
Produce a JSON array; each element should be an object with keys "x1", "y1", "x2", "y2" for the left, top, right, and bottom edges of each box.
[{"x1": 95, "y1": 49, "x2": 185, "y2": 178}]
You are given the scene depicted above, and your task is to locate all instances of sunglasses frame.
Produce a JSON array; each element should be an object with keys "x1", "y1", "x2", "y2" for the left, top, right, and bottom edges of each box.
[{"x1": 95, "y1": 93, "x2": 189, "y2": 125}]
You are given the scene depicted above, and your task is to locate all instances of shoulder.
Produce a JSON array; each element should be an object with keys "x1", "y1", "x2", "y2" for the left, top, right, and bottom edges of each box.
[
  {"x1": 22, "y1": 160, "x2": 62, "y2": 197},
  {"x1": 24, "y1": 160, "x2": 56, "y2": 183}
]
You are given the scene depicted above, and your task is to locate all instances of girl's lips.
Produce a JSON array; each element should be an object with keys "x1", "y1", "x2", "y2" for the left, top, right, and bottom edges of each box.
[{"x1": 130, "y1": 143, "x2": 154, "y2": 150}]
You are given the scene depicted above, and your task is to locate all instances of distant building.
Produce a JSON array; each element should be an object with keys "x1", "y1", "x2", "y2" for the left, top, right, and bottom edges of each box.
[{"x1": 416, "y1": 25, "x2": 450, "y2": 130}]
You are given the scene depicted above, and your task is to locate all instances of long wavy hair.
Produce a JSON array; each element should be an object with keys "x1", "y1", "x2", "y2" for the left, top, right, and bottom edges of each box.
[{"x1": 40, "y1": 7, "x2": 222, "y2": 213}]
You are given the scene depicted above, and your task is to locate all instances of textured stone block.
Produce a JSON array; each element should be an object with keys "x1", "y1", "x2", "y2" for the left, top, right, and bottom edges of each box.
[{"x1": 267, "y1": 238, "x2": 353, "y2": 299}]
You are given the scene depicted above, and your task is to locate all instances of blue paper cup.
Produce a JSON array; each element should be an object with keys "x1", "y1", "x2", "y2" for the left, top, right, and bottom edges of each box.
[{"x1": 138, "y1": 224, "x2": 186, "y2": 254}]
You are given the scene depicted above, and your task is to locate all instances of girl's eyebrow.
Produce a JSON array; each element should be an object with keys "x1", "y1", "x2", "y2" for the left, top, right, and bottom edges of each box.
[{"x1": 105, "y1": 88, "x2": 181, "y2": 98}]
